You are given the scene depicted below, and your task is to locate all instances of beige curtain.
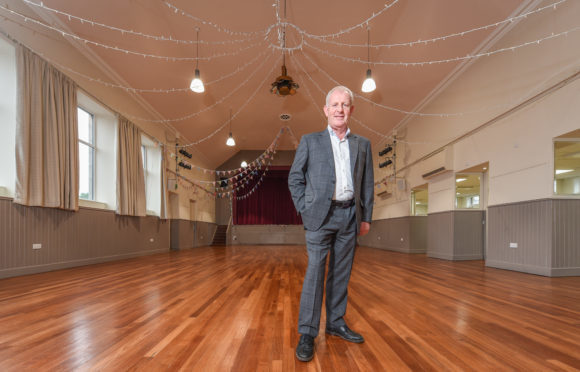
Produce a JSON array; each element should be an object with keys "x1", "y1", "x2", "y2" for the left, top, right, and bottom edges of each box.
[
  {"x1": 14, "y1": 45, "x2": 78, "y2": 211},
  {"x1": 116, "y1": 116, "x2": 146, "y2": 216},
  {"x1": 159, "y1": 148, "x2": 168, "y2": 219}
]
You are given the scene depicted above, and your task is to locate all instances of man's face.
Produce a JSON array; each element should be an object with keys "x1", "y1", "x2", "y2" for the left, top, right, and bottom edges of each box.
[{"x1": 324, "y1": 90, "x2": 354, "y2": 131}]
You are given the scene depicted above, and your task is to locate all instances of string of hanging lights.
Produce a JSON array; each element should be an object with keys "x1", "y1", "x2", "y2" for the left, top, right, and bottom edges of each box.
[
  {"x1": 19, "y1": 0, "x2": 567, "y2": 50},
  {"x1": 124, "y1": 54, "x2": 278, "y2": 124},
  {"x1": 302, "y1": 26, "x2": 580, "y2": 66},
  {"x1": 0, "y1": 4, "x2": 267, "y2": 61},
  {"x1": 20, "y1": 0, "x2": 265, "y2": 44},
  {"x1": 175, "y1": 127, "x2": 287, "y2": 177},
  {"x1": 1, "y1": 0, "x2": 574, "y2": 156},
  {"x1": 301, "y1": 0, "x2": 567, "y2": 48}
]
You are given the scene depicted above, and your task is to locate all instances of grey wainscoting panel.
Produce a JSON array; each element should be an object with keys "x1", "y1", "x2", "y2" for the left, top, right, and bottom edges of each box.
[
  {"x1": 170, "y1": 219, "x2": 196, "y2": 250},
  {"x1": 487, "y1": 199, "x2": 553, "y2": 276},
  {"x1": 229, "y1": 225, "x2": 305, "y2": 245},
  {"x1": 409, "y1": 216, "x2": 428, "y2": 253},
  {"x1": 552, "y1": 199, "x2": 580, "y2": 276},
  {"x1": 453, "y1": 211, "x2": 484, "y2": 260},
  {"x1": 195, "y1": 221, "x2": 217, "y2": 247},
  {"x1": 358, "y1": 216, "x2": 427, "y2": 253},
  {"x1": 0, "y1": 198, "x2": 170, "y2": 279},
  {"x1": 427, "y1": 211, "x2": 454, "y2": 260}
]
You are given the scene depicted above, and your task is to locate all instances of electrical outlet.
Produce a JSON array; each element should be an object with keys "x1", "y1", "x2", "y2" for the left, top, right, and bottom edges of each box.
[
  {"x1": 509, "y1": 242, "x2": 518, "y2": 248},
  {"x1": 32, "y1": 243, "x2": 42, "y2": 250}
]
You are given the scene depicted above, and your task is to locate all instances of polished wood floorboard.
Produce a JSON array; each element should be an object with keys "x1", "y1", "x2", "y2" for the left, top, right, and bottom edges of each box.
[{"x1": 0, "y1": 245, "x2": 579, "y2": 371}]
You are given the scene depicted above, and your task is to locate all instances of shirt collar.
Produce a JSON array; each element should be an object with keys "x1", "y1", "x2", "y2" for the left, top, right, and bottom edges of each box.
[{"x1": 327, "y1": 125, "x2": 350, "y2": 141}]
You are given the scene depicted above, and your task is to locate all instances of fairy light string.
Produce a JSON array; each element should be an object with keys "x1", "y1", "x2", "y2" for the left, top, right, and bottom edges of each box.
[
  {"x1": 124, "y1": 54, "x2": 278, "y2": 124},
  {"x1": 0, "y1": 5, "x2": 267, "y2": 61},
  {"x1": 20, "y1": 0, "x2": 264, "y2": 45},
  {"x1": 302, "y1": 0, "x2": 568, "y2": 47},
  {"x1": 302, "y1": 25, "x2": 580, "y2": 67},
  {"x1": 18, "y1": 0, "x2": 567, "y2": 51}
]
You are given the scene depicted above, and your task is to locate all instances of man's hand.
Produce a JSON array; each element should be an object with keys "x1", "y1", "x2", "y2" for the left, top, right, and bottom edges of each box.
[{"x1": 358, "y1": 222, "x2": 370, "y2": 236}]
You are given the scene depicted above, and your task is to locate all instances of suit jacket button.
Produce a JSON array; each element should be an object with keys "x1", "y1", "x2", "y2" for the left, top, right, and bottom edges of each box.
[{"x1": 328, "y1": 197, "x2": 331, "y2": 201}]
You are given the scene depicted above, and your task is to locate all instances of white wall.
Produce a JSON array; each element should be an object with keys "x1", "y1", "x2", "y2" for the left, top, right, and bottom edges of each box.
[{"x1": 373, "y1": 0, "x2": 580, "y2": 218}]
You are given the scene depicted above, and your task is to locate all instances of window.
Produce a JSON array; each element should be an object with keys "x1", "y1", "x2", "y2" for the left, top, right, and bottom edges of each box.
[
  {"x1": 455, "y1": 174, "x2": 481, "y2": 209},
  {"x1": 77, "y1": 91, "x2": 117, "y2": 209},
  {"x1": 410, "y1": 185, "x2": 428, "y2": 216},
  {"x1": 0, "y1": 36, "x2": 16, "y2": 197},
  {"x1": 141, "y1": 135, "x2": 162, "y2": 216},
  {"x1": 554, "y1": 139, "x2": 580, "y2": 195},
  {"x1": 78, "y1": 107, "x2": 95, "y2": 200}
]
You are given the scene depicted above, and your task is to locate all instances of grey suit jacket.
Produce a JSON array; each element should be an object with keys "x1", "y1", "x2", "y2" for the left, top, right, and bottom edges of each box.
[{"x1": 288, "y1": 129, "x2": 374, "y2": 234}]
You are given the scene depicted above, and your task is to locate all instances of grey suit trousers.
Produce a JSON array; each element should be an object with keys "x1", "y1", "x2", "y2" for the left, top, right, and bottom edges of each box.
[{"x1": 297, "y1": 203, "x2": 357, "y2": 337}]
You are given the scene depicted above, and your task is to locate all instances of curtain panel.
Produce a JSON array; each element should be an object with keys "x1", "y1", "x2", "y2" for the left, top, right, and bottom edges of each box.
[
  {"x1": 14, "y1": 45, "x2": 79, "y2": 210},
  {"x1": 116, "y1": 116, "x2": 146, "y2": 216},
  {"x1": 233, "y1": 167, "x2": 302, "y2": 225}
]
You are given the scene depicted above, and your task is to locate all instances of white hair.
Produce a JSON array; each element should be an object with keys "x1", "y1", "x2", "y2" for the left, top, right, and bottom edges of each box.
[{"x1": 325, "y1": 86, "x2": 354, "y2": 106}]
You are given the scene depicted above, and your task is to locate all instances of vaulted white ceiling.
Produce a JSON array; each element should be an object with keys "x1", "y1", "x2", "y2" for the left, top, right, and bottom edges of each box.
[{"x1": 2, "y1": 0, "x2": 536, "y2": 167}]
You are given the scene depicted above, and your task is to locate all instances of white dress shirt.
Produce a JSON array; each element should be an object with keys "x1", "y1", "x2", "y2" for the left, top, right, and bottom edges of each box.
[{"x1": 328, "y1": 125, "x2": 354, "y2": 201}]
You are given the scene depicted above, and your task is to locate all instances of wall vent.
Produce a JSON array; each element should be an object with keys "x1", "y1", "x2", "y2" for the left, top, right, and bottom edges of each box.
[{"x1": 422, "y1": 167, "x2": 451, "y2": 179}]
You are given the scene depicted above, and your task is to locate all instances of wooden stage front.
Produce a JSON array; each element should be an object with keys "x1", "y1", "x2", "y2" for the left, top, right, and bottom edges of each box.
[{"x1": 0, "y1": 245, "x2": 579, "y2": 371}]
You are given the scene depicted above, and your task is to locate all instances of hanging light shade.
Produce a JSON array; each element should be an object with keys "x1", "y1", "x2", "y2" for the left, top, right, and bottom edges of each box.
[
  {"x1": 190, "y1": 28, "x2": 205, "y2": 93},
  {"x1": 190, "y1": 68, "x2": 204, "y2": 93},
  {"x1": 361, "y1": 28, "x2": 376, "y2": 93},
  {"x1": 226, "y1": 133, "x2": 236, "y2": 146},
  {"x1": 361, "y1": 69, "x2": 376, "y2": 93},
  {"x1": 226, "y1": 109, "x2": 236, "y2": 146}
]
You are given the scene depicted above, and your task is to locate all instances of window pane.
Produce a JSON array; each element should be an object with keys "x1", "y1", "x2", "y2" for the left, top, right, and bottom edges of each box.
[
  {"x1": 79, "y1": 142, "x2": 94, "y2": 200},
  {"x1": 412, "y1": 188, "x2": 428, "y2": 216},
  {"x1": 78, "y1": 107, "x2": 93, "y2": 144},
  {"x1": 455, "y1": 174, "x2": 481, "y2": 209},
  {"x1": 554, "y1": 141, "x2": 580, "y2": 195}
]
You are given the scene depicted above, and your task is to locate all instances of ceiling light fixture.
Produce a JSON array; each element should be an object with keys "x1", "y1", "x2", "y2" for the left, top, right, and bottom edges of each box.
[
  {"x1": 361, "y1": 27, "x2": 376, "y2": 93},
  {"x1": 555, "y1": 169, "x2": 573, "y2": 175},
  {"x1": 271, "y1": 0, "x2": 299, "y2": 96},
  {"x1": 241, "y1": 161, "x2": 248, "y2": 168},
  {"x1": 226, "y1": 108, "x2": 236, "y2": 146},
  {"x1": 190, "y1": 27, "x2": 205, "y2": 93}
]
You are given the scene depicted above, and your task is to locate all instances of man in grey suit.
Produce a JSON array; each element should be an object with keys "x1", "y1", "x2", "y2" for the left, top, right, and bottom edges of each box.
[{"x1": 288, "y1": 85, "x2": 374, "y2": 362}]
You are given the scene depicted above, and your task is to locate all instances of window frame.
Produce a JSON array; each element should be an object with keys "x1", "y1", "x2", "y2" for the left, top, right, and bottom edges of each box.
[
  {"x1": 77, "y1": 106, "x2": 96, "y2": 201},
  {"x1": 454, "y1": 172, "x2": 482, "y2": 210},
  {"x1": 553, "y1": 138, "x2": 580, "y2": 196}
]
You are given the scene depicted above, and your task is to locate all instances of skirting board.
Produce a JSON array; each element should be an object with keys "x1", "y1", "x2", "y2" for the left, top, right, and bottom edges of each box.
[
  {"x1": 428, "y1": 252, "x2": 483, "y2": 261},
  {"x1": 365, "y1": 245, "x2": 426, "y2": 254},
  {"x1": 0, "y1": 248, "x2": 168, "y2": 279},
  {"x1": 486, "y1": 260, "x2": 552, "y2": 277}
]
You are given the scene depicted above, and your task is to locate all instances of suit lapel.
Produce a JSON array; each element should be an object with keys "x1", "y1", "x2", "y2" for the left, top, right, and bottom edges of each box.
[
  {"x1": 349, "y1": 134, "x2": 359, "y2": 179},
  {"x1": 320, "y1": 130, "x2": 335, "y2": 172}
]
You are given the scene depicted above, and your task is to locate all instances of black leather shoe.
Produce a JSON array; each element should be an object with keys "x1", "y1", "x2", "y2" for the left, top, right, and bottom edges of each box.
[
  {"x1": 295, "y1": 334, "x2": 315, "y2": 362},
  {"x1": 325, "y1": 324, "x2": 364, "y2": 343}
]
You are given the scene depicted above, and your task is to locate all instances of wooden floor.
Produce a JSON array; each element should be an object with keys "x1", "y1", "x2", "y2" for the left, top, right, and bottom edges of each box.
[{"x1": 0, "y1": 246, "x2": 579, "y2": 371}]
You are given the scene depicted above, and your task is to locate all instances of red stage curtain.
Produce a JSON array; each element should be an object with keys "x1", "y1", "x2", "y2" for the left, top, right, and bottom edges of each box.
[{"x1": 233, "y1": 166, "x2": 302, "y2": 225}]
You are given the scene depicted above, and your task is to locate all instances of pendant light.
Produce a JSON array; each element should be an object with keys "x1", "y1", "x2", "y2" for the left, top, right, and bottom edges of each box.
[
  {"x1": 190, "y1": 27, "x2": 205, "y2": 93},
  {"x1": 226, "y1": 109, "x2": 236, "y2": 146},
  {"x1": 361, "y1": 27, "x2": 376, "y2": 93},
  {"x1": 270, "y1": 0, "x2": 299, "y2": 96}
]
